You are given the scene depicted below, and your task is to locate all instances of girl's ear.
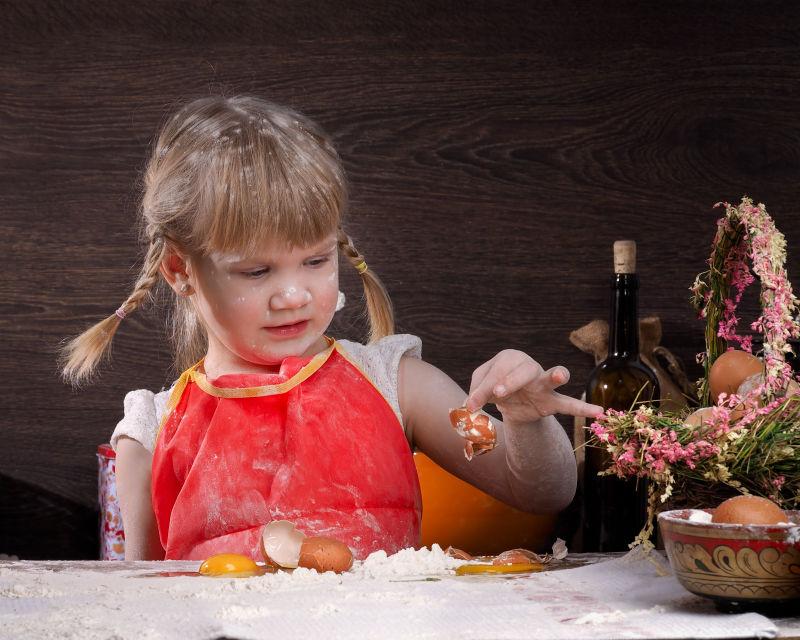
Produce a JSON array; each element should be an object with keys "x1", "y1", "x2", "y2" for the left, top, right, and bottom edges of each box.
[{"x1": 159, "y1": 243, "x2": 192, "y2": 295}]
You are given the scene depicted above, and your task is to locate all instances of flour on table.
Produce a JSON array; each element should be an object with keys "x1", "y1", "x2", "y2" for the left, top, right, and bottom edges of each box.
[
  {"x1": 0, "y1": 547, "x2": 782, "y2": 640},
  {"x1": 572, "y1": 605, "x2": 666, "y2": 625}
]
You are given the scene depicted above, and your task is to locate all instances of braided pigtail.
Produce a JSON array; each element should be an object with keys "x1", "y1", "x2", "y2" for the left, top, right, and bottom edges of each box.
[
  {"x1": 60, "y1": 236, "x2": 167, "y2": 386},
  {"x1": 337, "y1": 227, "x2": 394, "y2": 342}
]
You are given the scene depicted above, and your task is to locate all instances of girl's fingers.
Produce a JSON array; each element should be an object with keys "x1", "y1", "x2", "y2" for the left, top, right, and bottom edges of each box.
[
  {"x1": 553, "y1": 393, "x2": 604, "y2": 418},
  {"x1": 544, "y1": 365, "x2": 570, "y2": 389},
  {"x1": 467, "y1": 355, "x2": 524, "y2": 411},
  {"x1": 492, "y1": 360, "x2": 538, "y2": 399},
  {"x1": 468, "y1": 358, "x2": 495, "y2": 397},
  {"x1": 466, "y1": 363, "x2": 502, "y2": 411}
]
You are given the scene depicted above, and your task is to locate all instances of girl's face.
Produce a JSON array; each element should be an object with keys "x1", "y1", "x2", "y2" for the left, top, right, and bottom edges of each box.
[{"x1": 187, "y1": 233, "x2": 340, "y2": 376}]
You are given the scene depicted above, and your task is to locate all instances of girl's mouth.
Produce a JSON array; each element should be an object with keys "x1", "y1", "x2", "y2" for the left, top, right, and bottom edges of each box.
[{"x1": 264, "y1": 320, "x2": 309, "y2": 338}]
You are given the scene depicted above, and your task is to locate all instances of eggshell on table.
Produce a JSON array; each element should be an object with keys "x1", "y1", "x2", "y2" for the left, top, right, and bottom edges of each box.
[
  {"x1": 711, "y1": 495, "x2": 786, "y2": 525},
  {"x1": 708, "y1": 350, "x2": 763, "y2": 403},
  {"x1": 261, "y1": 520, "x2": 306, "y2": 569},
  {"x1": 261, "y1": 520, "x2": 354, "y2": 574}
]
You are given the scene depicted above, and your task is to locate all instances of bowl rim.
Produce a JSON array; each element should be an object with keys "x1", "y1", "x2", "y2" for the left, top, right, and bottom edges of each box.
[{"x1": 658, "y1": 508, "x2": 799, "y2": 531}]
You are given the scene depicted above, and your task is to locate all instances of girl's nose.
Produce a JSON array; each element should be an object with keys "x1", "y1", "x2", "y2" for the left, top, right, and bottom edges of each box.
[{"x1": 270, "y1": 285, "x2": 312, "y2": 310}]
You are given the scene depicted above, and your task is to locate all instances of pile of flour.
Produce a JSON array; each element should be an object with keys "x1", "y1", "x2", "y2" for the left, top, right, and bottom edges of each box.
[{"x1": 354, "y1": 543, "x2": 464, "y2": 577}]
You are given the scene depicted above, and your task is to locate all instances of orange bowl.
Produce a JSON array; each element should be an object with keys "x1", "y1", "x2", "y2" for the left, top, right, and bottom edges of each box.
[
  {"x1": 658, "y1": 508, "x2": 800, "y2": 612},
  {"x1": 413, "y1": 452, "x2": 556, "y2": 555}
]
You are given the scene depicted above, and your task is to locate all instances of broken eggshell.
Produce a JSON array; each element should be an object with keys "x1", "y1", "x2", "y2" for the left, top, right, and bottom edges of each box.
[
  {"x1": 449, "y1": 407, "x2": 498, "y2": 461},
  {"x1": 260, "y1": 520, "x2": 354, "y2": 573},
  {"x1": 737, "y1": 372, "x2": 800, "y2": 403}
]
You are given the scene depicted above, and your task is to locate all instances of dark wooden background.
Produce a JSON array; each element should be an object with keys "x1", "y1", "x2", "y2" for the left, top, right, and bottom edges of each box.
[{"x1": 3, "y1": 1, "x2": 800, "y2": 559}]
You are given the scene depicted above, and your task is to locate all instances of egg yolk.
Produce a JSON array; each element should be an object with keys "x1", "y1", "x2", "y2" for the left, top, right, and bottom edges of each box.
[
  {"x1": 199, "y1": 553, "x2": 265, "y2": 577},
  {"x1": 455, "y1": 563, "x2": 544, "y2": 575}
]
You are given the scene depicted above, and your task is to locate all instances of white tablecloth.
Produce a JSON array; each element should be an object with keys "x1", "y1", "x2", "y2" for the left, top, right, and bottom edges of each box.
[{"x1": 1, "y1": 550, "x2": 798, "y2": 639}]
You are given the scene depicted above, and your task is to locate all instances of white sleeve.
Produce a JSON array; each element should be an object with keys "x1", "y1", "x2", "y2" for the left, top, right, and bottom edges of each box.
[
  {"x1": 110, "y1": 388, "x2": 172, "y2": 454},
  {"x1": 337, "y1": 334, "x2": 422, "y2": 444}
]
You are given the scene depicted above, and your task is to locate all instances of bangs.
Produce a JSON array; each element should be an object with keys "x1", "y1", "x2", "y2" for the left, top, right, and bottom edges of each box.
[{"x1": 191, "y1": 115, "x2": 346, "y2": 257}]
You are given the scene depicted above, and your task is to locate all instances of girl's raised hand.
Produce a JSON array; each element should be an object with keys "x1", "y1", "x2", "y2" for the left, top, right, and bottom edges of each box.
[{"x1": 465, "y1": 350, "x2": 603, "y2": 425}]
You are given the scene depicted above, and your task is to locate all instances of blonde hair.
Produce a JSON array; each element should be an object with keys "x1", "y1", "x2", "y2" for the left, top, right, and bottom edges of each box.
[{"x1": 61, "y1": 95, "x2": 393, "y2": 385}]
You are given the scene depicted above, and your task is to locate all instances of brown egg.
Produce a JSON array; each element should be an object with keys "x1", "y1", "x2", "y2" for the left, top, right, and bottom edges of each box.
[
  {"x1": 298, "y1": 536, "x2": 354, "y2": 573},
  {"x1": 711, "y1": 495, "x2": 786, "y2": 525},
  {"x1": 708, "y1": 351, "x2": 763, "y2": 403},
  {"x1": 261, "y1": 520, "x2": 354, "y2": 574},
  {"x1": 683, "y1": 407, "x2": 715, "y2": 429}
]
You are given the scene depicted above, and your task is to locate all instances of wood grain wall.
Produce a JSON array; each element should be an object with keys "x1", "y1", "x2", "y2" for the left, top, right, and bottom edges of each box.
[{"x1": 3, "y1": 1, "x2": 800, "y2": 558}]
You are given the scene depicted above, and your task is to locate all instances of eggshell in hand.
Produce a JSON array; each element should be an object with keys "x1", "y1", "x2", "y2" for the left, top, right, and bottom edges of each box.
[
  {"x1": 708, "y1": 350, "x2": 763, "y2": 403},
  {"x1": 449, "y1": 407, "x2": 497, "y2": 461},
  {"x1": 712, "y1": 495, "x2": 786, "y2": 525}
]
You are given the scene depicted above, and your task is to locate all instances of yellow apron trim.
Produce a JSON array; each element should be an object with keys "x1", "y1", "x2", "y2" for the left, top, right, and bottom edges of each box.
[
  {"x1": 155, "y1": 338, "x2": 335, "y2": 443},
  {"x1": 188, "y1": 337, "x2": 335, "y2": 399},
  {"x1": 155, "y1": 360, "x2": 203, "y2": 443}
]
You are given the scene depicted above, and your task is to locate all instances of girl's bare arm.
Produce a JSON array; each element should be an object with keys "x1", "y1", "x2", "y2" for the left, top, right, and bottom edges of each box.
[
  {"x1": 399, "y1": 354, "x2": 601, "y2": 514},
  {"x1": 115, "y1": 436, "x2": 164, "y2": 560}
]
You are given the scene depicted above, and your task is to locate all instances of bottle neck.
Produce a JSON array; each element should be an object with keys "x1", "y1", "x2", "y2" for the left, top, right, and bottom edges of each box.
[{"x1": 609, "y1": 273, "x2": 639, "y2": 358}]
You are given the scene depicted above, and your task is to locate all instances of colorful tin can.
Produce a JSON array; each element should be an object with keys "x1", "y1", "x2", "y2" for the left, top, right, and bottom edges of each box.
[{"x1": 97, "y1": 443, "x2": 125, "y2": 560}]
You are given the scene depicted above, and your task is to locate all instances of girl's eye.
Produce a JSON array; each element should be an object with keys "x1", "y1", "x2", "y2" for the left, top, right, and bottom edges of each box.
[
  {"x1": 244, "y1": 268, "x2": 269, "y2": 278},
  {"x1": 307, "y1": 257, "x2": 330, "y2": 268}
]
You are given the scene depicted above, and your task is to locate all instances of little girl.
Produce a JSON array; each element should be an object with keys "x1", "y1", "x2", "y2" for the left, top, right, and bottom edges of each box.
[{"x1": 62, "y1": 95, "x2": 602, "y2": 561}]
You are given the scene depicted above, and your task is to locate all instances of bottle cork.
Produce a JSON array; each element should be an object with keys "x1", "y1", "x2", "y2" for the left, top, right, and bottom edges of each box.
[{"x1": 613, "y1": 240, "x2": 636, "y2": 274}]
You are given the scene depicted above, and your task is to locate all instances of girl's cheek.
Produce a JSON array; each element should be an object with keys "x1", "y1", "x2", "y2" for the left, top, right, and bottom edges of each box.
[{"x1": 318, "y1": 277, "x2": 339, "y2": 312}]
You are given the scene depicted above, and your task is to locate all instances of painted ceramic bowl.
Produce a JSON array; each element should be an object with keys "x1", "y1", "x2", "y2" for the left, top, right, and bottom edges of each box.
[{"x1": 658, "y1": 509, "x2": 800, "y2": 612}]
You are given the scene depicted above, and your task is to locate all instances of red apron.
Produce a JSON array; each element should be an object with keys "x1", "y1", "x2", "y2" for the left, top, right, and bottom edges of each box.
[{"x1": 151, "y1": 339, "x2": 422, "y2": 561}]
